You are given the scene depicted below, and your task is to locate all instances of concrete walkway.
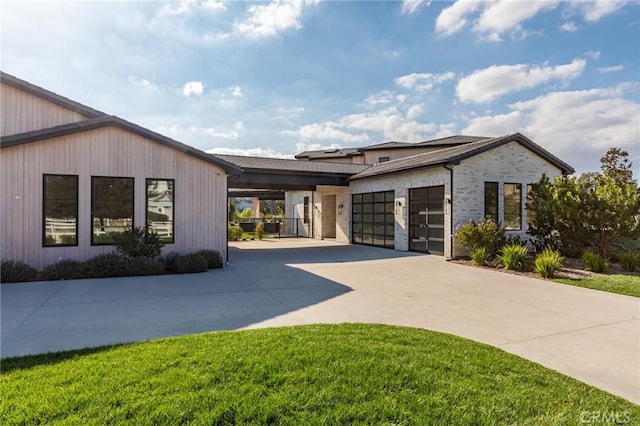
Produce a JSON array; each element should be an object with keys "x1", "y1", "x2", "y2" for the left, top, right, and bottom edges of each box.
[{"x1": 2, "y1": 239, "x2": 638, "y2": 404}]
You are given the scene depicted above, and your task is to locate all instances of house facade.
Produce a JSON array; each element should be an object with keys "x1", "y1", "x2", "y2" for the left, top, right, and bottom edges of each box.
[{"x1": 1, "y1": 72, "x2": 237, "y2": 270}]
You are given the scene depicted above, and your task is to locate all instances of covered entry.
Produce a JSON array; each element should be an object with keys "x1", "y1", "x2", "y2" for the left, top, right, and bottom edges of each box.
[{"x1": 409, "y1": 186, "x2": 444, "y2": 255}]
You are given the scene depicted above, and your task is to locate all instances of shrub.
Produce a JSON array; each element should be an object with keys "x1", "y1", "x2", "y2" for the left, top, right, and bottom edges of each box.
[
  {"x1": 42, "y1": 259, "x2": 83, "y2": 280},
  {"x1": 125, "y1": 257, "x2": 166, "y2": 276},
  {"x1": 161, "y1": 252, "x2": 180, "y2": 273},
  {"x1": 80, "y1": 253, "x2": 128, "y2": 278},
  {"x1": 196, "y1": 250, "x2": 223, "y2": 269},
  {"x1": 581, "y1": 249, "x2": 609, "y2": 273},
  {"x1": 255, "y1": 222, "x2": 265, "y2": 240},
  {"x1": 1, "y1": 260, "x2": 37, "y2": 283},
  {"x1": 228, "y1": 226, "x2": 243, "y2": 241},
  {"x1": 497, "y1": 244, "x2": 529, "y2": 271},
  {"x1": 172, "y1": 253, "x2": 208, "y2": 274},
  {"x1": 456, "y1": 219, "x2": 506, "y2": 256},
  {"x1": 618, "y1": 252, "x2": 639, "y2": 272},
  {"x1": 470, "y1": 247, "x2": 489, "y2": 266},
  {"x1": 112, "y1": 227, "x2": 165, "y2": 259},
  {"x1": 534, "y1": 247, "x2": 564, "y2": 278}
]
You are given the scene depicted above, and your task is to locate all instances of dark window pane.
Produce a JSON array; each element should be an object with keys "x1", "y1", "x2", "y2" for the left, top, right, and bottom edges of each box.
[
  {"x1": 374, "y1": 192, "x2": 385, "y2": 202},
  {"x1": 92, "y1": 177, "x2": 134, "y2": 245},
  {"x1": 429, "y1": 214, "x2": 444, "y2": 226},
  {"x1": 504, "y1": 183, "x2": 522, "y2": 230},
  {"x1": 363, "y1": 214, "x2": 373, "y2": 223},
  {"x1": 363, "y1": 203, "x2": 373, "y2": 213},
  {"x1": 429, "y1": 241, "x2": 445, "y2": 254},
  {"x1": 363, "y1": 224, "x2": 373, "y2": 234},
  {"x1": 428, "y1": 200, "x2": 444, "y2": 212},
  {"x1": 374, "y1": 214, "x2": 385, "y2": 223},
  {"x1": 147, "y1": 179, "x2": 174, "y2": 243},
  {"x1": 353, "y1": 194, "x2": 362, "y2": 203},
  {"x1": 484, "y1": 182, "x2": 498, "y2": 222},
  {"x1": 352, "y1": 203, "x2": 362, "y2": 213},
  {"x1": 374, "y1": 203, "x2": 385, "y2": 213},
  {"x1": 374, "y1": 224, "x2": 384, "y2": 235},
  {"x1": 353, "y1": 214, "x2": 363, "y2": 223},
  {"x1": 385, "y1": 202, "x2": 394, "y2": 213},
  {"x1": 363, "y1": 193, "x2": 373, "y2": 203},
  {"x1": 353, "y1": 234, "x2": 363, "y2": 243},
  {"x1": 428, "y1": 186, "x2": 444, "y2": 198},
  {"x1": 385, "y1": 191, "x2": 395, "y2": 202},
  {"x1": 353, "y1": 224, "x2": 362, "y2": 233},
  {"x1": 429, "y1": 227, "x2": 445, "y2": 239},
  {"x1": 373, "y1": 235, "x2": 385, "y2": 246},
  {"x1": 44, "y1": 174, "x2": 78, "y2": 246},
  {"x1": 385, "y1": 225, "x2": 394, "y2": 236}
]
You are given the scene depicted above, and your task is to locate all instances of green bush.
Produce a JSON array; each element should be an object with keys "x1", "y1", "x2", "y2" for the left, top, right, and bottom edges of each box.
[
  {"x1": 1, "y1": 260, "x2": 37, "y2": 283},
  {"x1": 161, "y1": 252, "x2": 180, "y2": 273},
  {"x1": 497, "y1": 244, "x2": 529, "y2": 271},
  {"x1": 112, "y1": 227, "x2": 165, "y2": 259},
  {"x1": 581, "y1": 249, "x2": 609, "y2": 273},
  {"x1": 470, "y1": 247, "x2": 489, "y2": 266},
  {"x1": 618, "y1": 252, "x2": 639, "y2": 272},
  {"x1": 125, "y1": 257, "x2": 166, "y2": 276},
  {"x1": 534, "y1": 247, "x2": 564, "y2": 278},
  {"x1": 255, "y1": 222, "x2": 265, "y2": 240},
  {"x1": 456, "y1": 219, "x2": 506, "y2": 256},
  {"x1": 42, "y1": 259, "x2": 83, "y2": 280},
  {"x1": 228, "y1": 226, "x2": 243, "y2": 241},
  {"x1": 80, "y1": 253, "x2": 128, "y2": 278},
  {"x1": 172, "y1": 253, "x2": 208, "y2": 274},
  {"x1": 196, "y1": 250, "x2": 223, "y2": 269}
]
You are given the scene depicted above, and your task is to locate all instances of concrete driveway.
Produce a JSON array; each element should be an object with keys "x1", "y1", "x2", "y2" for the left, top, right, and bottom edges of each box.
[{"x1": 2, "y1": 239, "x2": 638, "y2": 404}]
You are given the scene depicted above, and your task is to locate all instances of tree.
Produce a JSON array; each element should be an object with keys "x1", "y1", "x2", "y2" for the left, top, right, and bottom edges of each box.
[
  {"x1": 526, "y1": 174, "x2": 560, "y2": 252},
  {"x1": 600, "y1": 147, "x2": 634, "y2": 186}
]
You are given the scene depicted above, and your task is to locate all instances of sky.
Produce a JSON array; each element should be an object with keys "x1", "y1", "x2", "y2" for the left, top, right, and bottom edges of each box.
[{"x1": 1, "y1": 0, "x2": 639, "y2": 175}]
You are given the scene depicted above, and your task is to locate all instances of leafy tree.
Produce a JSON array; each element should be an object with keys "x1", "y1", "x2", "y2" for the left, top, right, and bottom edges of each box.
[
  {"x1": 600, "y1": 147, "x2": 634, "y2": 186},
  {"x1": 526, "y1": 174, "x2": 560, "y2": 252}
]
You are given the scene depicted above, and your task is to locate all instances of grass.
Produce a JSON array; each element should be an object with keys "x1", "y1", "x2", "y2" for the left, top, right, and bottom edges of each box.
[
  {"x1": 555, "y1": 274, "x2": 640, "y2": 298},
  {"x1": 2, "y1": 324, "x2": 638, "y2": 425}
]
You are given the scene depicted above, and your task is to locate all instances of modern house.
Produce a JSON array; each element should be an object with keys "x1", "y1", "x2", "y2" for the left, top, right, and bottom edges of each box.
[
  {"x1": 1, "y1": 72, "x2": 574, "y2": 270},
  {"x1": 0, "y1": 72, "x2": 238, "y2": 270}
]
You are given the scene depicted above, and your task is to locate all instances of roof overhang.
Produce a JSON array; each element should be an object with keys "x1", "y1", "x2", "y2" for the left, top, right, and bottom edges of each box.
[{"x1": 228, "y1": 168, "x2": 354, "y2": 190}]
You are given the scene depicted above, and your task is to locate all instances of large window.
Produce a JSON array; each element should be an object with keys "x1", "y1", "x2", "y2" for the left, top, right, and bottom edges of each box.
[
  {"x1": 303, "y1": 196, "x2": 310, "y2": 224},
  {"x1": 43, "y1": 174, "x2": 78, "y2": 246},
  {"x1": 91, "y1": 176, "x2": 134, "y2": 245},
  {"x1": 504, "y1": 183, "x2": 522, "y2": 230},
  {"x1": 146, "y1": 179, "x2": 174, "y2": 243},
  {"x1": 352, "y1": 190, "x2": 395, "y2": 249},
  {"x1": 484, "y1": 182, "x2": 498, "y2": 222}
]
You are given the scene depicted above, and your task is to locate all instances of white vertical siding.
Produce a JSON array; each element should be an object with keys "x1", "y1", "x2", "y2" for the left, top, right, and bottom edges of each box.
[
  {"x1": 1, "y1": 126, "x2": 228, "y2": 269},
  {"x1": 1, "y1": 82, "x2": 89, "y2": 136}
]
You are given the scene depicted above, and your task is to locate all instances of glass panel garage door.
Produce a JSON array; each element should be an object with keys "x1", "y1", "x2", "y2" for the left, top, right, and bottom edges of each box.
[
  {"x1": 352, "y1": 190, "x2": 395, "y2": 249},
  {"x1": 409, "y1": 186, "x2": 445, "y2": 255}
]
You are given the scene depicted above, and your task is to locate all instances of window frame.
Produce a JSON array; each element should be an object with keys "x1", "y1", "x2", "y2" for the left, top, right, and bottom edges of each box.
[
  {"x1": 303, "y1": 196, "x2": 310, "y2": 224},
  {"x1": 503, "y1": 182, "x2": 522, "y2": 231},
  {"x1": 146, "y1": 178, "x2": 175, "y2": 244},
  {"x1": 378, "y1": 156, "x2": 390, "y2": 163},
  {"x1": 484, "y1": 181, "x2": 498, "y2": 222},
  {"x1": 90, "y1": 176, "x2": 135, "y2": 246},
  {"x1": 42, "y1": 174, "x2": 79, "y2": 247}
]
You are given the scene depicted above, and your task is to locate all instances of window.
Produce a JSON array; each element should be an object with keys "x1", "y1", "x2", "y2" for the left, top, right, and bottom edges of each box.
[
  {"x1": 91, "y1": 176, "x2": 134, "y2": 245},
  {"x1": 526, "y1": 184, "x2": 536, "y2": 228},
  {"x1": 378, "y1": 156, "x2": 390, "y2": 163},
  {"x1": 484, "y1": 182, "x2": 498, "y2": 222},
  {"x1": 504, "y1": 183, "x2": 522, "y2": 230},
  {"x1": 303, "y1": 196, "x2": 310, "y2": 224},
  {"x1": 43, "y1": 174, "x2": 78, "y2": 246},
  {"x1": 352, "y1": 190, "x2": 394, "y2": 248},
  {"x1": 146, "y1": 179, "x2": 174, "y2": 243}
]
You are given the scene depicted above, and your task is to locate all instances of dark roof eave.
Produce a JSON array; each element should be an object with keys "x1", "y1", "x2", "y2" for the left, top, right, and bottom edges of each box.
[{"x1": 350, "y1": 162, "x2": 452, "y2": 181}]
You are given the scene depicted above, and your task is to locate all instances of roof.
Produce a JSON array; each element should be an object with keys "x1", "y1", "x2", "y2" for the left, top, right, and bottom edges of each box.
[
  {"x1": 215, "y1": 154, "x2": 370, "y2": 175},
  {"x1": 360, "y1": 141, "x2": 412, "y2": 151},
  {"x1": 0, "y1": 115, "x2": 241, "y2": 174},
  {"x1": 0, "y1": 71, "x2": 106, "y2": 118},
  {"x1": 415, "y1": 135, "x2": 491, "y2": 146},
  {"x1": 350, "y1": 133, "x2": 574, "y2": 180},
  {"x1": 295, "y1": 147, "x2": 361, "y2": 159}
]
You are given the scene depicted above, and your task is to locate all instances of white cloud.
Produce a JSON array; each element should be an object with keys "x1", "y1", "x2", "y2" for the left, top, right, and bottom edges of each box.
[
  {"x1": 463, "y1": 84, "x2": 640, "y2": 170},
  {"x1": 230, "y1": 86, "x2": 244, "y2": 97},
  {"x1": 406, "y1": 103, "x2": 424, "y2": 120},
  {"x1": 157, "y1": 123, "x2": 241, "y2": 140},
  {"x1": 207, "y1": 147, "x2": 294, "y2": 159},
  {"x1": 295, "y1": 142, "x2": 343, "y2": 152},
  {"x1": 160, "y1": 0, "x2": 226, "y2": 16},
  {"x1": 576, "y1": 0, "x2": 628, "y2": 22},
  {"x1": 364, "y1": 90, "x2": 394, "y2": 106},
  {"x1": 585, "y1": 50, "x2": 601, "y2": 60},
  {"x1": 394, "y1": 72, "x2": 455, "y2": 92},
  {"x1": 401, "y1": 0, "x2": 430, "y2": 15},
  {"x1": 182, "y1": 81, "x2": 205, "y2": 96},
  {"x1": 473, "y1": 0, "x2": 559, "y2": 41},
  {"x1": 337, "y1": 107, "x2": 437, "y2": 141},
  {"x1": 597, "y1": 65, "x2": 624, "y2": 74},
  {"x1": 233, "y1": 0, "x2": 319, "y2": 39},
  {"x1": 456, "y1": 58, "x2": 586, "y2": 103},
  {"x1": 560, "y1": 21, "x2": 578, "y2": 32},
  {"x1": 202, "y1": 0, "x2": 226, "y2": 11},
  {"x1": 435, "y1": 0, "x2": 482, "y2": 36},
  {"x1": 282, "y1": 123, "x2": 370, "y2": 143}
]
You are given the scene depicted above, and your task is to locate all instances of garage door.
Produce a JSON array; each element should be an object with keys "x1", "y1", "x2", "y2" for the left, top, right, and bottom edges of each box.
[
  {"x1": 409, "y1": 186, "x2": 445, "y2": 255},
  {"x1": 352, "y1": 190, "x2": 394, "y2": 249}
]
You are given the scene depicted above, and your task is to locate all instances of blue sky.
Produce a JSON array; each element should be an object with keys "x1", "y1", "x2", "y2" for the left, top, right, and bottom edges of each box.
[{"x1": 2, "y1": 0, "x2": 639, "y2": 175}]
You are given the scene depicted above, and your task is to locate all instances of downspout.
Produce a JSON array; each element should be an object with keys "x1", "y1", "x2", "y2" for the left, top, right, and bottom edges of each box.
[
  {"x1": 311, "y1": 190, "x2": 315, "y2": 239},
  {"x1": 443, "y1": 164, "x2": 454, "y2": 259}
]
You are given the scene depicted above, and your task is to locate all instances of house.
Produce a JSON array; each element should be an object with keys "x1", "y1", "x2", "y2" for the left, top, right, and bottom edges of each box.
[{"x1": 0, "y1": 72, "x2": 238, "y2": 270}]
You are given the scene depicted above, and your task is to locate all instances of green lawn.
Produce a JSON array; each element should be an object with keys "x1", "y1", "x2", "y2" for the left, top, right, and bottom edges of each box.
[
  {"x1": 555, "y1": 274, "x2": 640, "y2": 298},
  {"x1": 2, "y1": 324, "x2": 638, "y2": 425}
]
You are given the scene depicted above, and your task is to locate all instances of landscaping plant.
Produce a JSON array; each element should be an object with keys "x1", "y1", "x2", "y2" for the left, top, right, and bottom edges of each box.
[
  {"x1": 42, "y1": 259, "x2": 83, "y2": 281},
  {"x1": 455, "y1": 219, "x2": 506, "y2": 256},
  {"x1": 228, "y1": 226, "x2": 243, "y2": 241},
  {"x1": 124, "y1": 257, "x2": 166, "y2": 276},
  {"x1": 80, "y1": 253, "x2": 128, "y2": 278},
  {"x1": 255, "y1": 222, "x2": 265, "y2": 240},
  {"x1": 0, "y1": 260, "x2": 37, "y2": 283},
  {"x1": 112, "y1": 227, "x2": 165, "y2": 259},
  {"x1": 618, "y1": 252, "x2": 639, "y2": 273},
  {"x1": 196, "y1": 249, "x2": 223, "y2": 269},
  {"x1": 581, "y1": 249, "x2": 609, "y2": 273},
  {"x1": 469, "y1": 247, "x2": 489, "y2": 266},
  {"x1": 172, "y1": 253, "x2": 208, "y2": 274},
  {"x1": 534, "y1": 247, "x2": 564, "y2": 278},
  {"x1": 497, "y1": 244, "x2": 529, "y2": 271}
]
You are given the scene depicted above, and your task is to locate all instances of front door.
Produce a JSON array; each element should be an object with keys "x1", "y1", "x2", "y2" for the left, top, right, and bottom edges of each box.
[{"x1": 409, "y1": 186, "x2": 445, "y2": 255}]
